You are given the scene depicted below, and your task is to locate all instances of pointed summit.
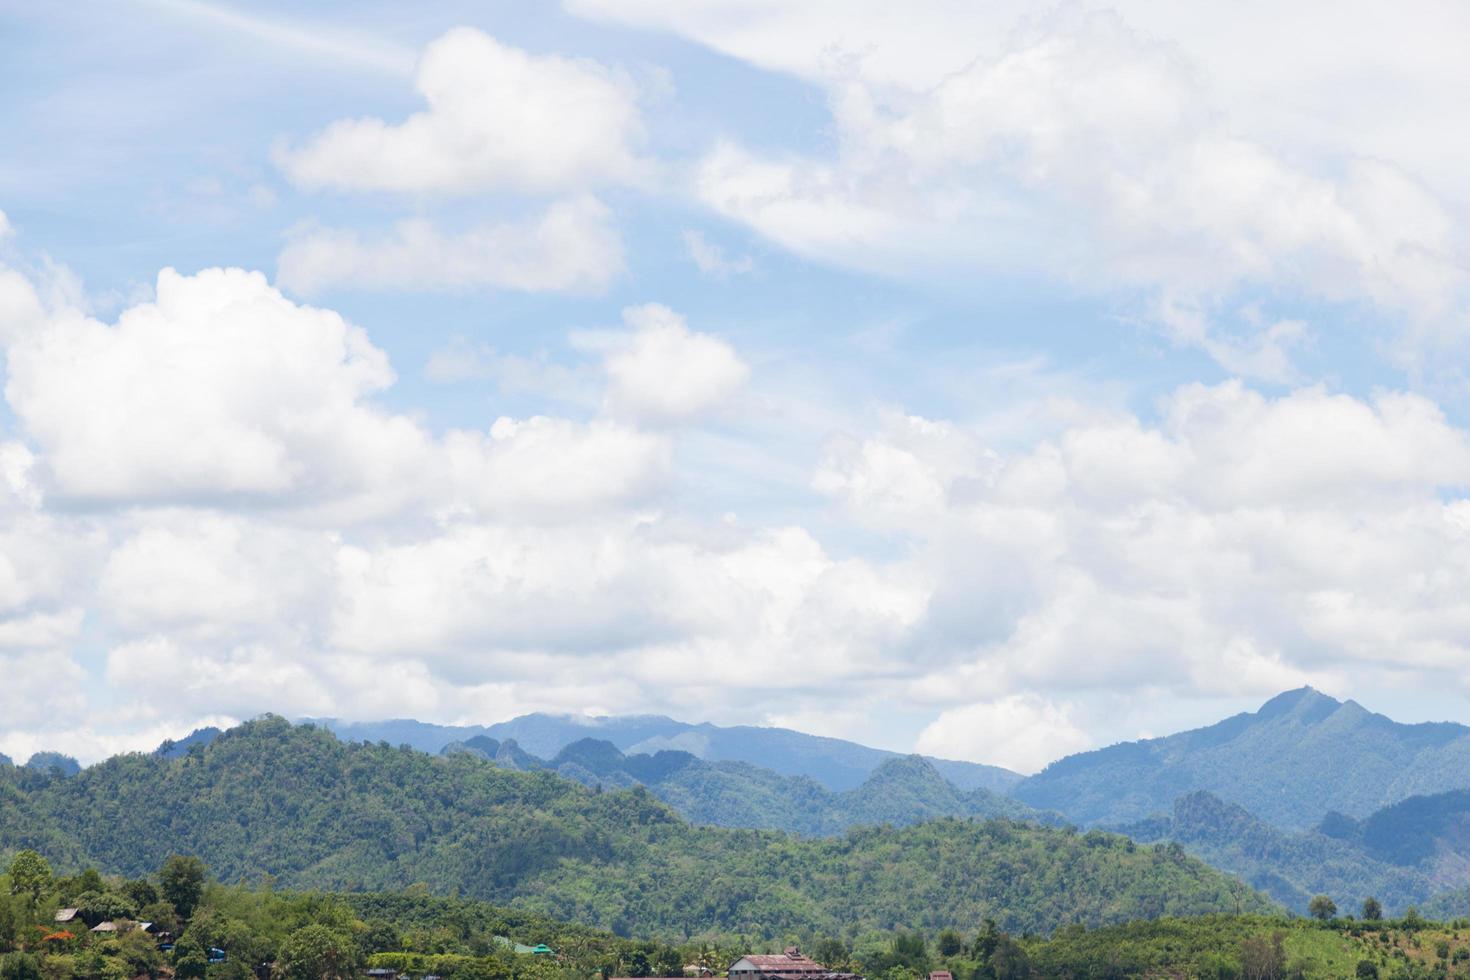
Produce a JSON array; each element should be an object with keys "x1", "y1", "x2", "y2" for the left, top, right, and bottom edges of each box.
[
  {"x1": 1256, "y1": 686, "x2": 1341, "y2": 721},
  {"x1": 1016, "y1": 686, "x2": 1470, "y2": 829}
]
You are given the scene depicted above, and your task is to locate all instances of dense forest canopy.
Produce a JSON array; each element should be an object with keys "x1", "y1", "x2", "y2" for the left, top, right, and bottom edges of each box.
[
  {"x1": 0, "y1": 851, "x2": 1460, "y2": 980},
  {"x1": 0, "y1": 718, "x2": 1270, "y2": 939}
]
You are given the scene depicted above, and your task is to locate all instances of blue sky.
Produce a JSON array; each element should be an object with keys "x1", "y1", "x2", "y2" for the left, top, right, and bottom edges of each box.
[{"x1": 3, "y1": 0, "x2": 1470, "y2": 771}]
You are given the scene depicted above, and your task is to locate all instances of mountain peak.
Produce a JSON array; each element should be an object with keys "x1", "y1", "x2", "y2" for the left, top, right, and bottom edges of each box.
[{"x1": 1255, "y1": 686, "x2": 1340, "y2": 720}]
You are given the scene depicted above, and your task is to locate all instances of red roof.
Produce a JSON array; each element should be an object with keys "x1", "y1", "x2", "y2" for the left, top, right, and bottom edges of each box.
[{"x1": 740, "y1": 956, "x2": 822, "y2": 971}]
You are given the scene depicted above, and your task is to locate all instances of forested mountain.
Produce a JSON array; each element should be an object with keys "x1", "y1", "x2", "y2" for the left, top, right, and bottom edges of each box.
[
  {"x1": 1117, "y1": 791, "x2": 1431, "y2": 915},
  {"x1": 1113, "y1": 787, "x2": 1470, "y2": 918},
  {"x1": 442, "y1": 736, "x2": 1051, "y2": 835},
  {"x1": 1014, "y1": 687, "x2": 1470, "y2": 829},
  {"x1": 0, "y1": 717, "x2": 1270, "y2": 938},
  {"x1": 22, "y1": 752, "x2": 81, "y2": 776},
  {"x1": 312, "y1": 713, "x2": 1022, "y2": 794}
]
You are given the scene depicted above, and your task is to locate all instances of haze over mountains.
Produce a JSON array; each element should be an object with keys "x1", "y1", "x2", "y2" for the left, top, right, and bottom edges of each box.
[
  {"x1": 1014, "y1": 687, "x2": 1470, "y2": 830},
  {"x1": 305, "y1": 713, "x2": 1024, "y2": 794}
]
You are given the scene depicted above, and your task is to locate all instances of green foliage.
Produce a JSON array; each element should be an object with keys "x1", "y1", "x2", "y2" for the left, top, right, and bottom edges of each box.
[
  {"x1": 74, "y1": 891, "x2": 136, "y2": 927},
  {"x1": 0, "y1": 953, "x2": 39, "y2": 980},
  {"x1": 1308, "y1": 894, "x2": 1336, "y2": 921},
  {"x1": 172, "y1": 935, "x2": 207, "y2": 980},
  {"x1": 277, "y1": 924, "x2": 359, "y2": 980},
  {"x1": 1117, "y1": 789, "x2": 1444, "y2": 915},
  {"x1": 0, "y1": 719, "x2": 1273, "y2": 939},
  {"x1": 160, "y1": 856, "x2": 207, "y2": 922},
  {"x1": 1363, "y1": 896, "x2": 1383, "y2": 921},
  {"x1": 7, "y1": 854, "x2": 50, "y2": 905}
]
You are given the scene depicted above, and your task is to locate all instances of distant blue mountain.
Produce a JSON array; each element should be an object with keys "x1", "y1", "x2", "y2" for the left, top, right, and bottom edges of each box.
[
  {"x1": 307, "y1": 712, "x2": 1022, "y2": 794},
  {"x1": 154, "y1": 727, "x2": 224, "y2": 759},
  {"x1": 1014, "y1": 687, "x2": 1470, "y2": 829},
  {"x1": 441, "y1": 735, "x2": 1049, "y2": 835}
]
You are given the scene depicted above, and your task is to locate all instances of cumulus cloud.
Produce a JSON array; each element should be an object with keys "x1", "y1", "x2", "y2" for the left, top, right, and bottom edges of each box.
[
  {"x1": 683, "y1": 229, "x2": 754, "y2": 279},
  {"x1": 584, "y1": 304, "x2": 750, "y2": 423},
  {"x1": 276, "y1": 27, "x2": 645, "y2": 194},
  {"x1": 276, "y1": 197, "x2": 624, "y2": 296},
  {"x1": 2, "y1": 266, "x2": 670, "y2": 521},
  {"x1": 577, "y1": 2, "x2": 1470, "y2": 371},
  {"x1": 817, "y1": 382, "x2": 1470, "y2": 713},
  {"x1": 443, "y1": 417, "x2": 670, "y2": 520},
  {"x1": 916, "y1": 695, "x2": 1092, "y2": 774}
]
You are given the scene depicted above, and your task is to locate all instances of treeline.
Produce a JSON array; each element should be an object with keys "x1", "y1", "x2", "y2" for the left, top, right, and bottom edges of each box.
[
  {"x1": 0, "y1": 718, "x2": 1272, "y2": 938},
  {"x1": 5, "y1": 852, "x2": 1470, "y2": 980}
]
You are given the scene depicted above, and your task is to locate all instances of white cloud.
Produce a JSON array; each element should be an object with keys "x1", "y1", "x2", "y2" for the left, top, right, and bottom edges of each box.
[
  {"x1": 587, "y1": 304, "x2": 750, "y2": 423},
  {"x1": 98, "y1": 513, "x2": 334, "y2": 636},
  {"x1": 276, "y1": 27, "x2": 645, "y2": 194},
  {"x1": 577, "y1": 2, "x2": 1470, "y2": 370},
  {"x1": 443, "y1": 417, "x2": 670, "y2": 520},
  {"x1": 682, "y1": 229, "x2": 754, "y2": 279},
  {"x1": 916, "y1": 695, "x2": 1092, "y2": 773},
  {"x1": 0, "y1": 651, "x2": 88, "y2": 729},
  {"x1": 5, "y1": 266, "x2": 428, "y2": 505},
  {"x1": 2, "y1": 266, "x2": 672, "y2": 523},
  {"x1": 276, "y1": 197, "x2": 624, "y2": 296},
  {"x1": 818, "y1": 382, "x2": 1470, "y2": 712}
]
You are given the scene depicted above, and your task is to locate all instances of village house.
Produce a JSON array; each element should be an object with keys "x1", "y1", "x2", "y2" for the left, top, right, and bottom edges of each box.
[
  {"x1": 611, "y1": 945, "x2": 862, "y2": 980},
  {"x1": 727, "y1": 947, "x2": 862, "y2": 980}
]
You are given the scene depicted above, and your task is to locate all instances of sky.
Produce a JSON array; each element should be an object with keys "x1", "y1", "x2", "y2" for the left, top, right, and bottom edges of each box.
[{"x1": 3, "y1": 0, "x2": 1470, "y2": 774}]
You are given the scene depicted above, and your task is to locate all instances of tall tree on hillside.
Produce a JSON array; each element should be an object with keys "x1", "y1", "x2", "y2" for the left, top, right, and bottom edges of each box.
[
  {"x1": 161, "y1": 856, "x2": 208, "y2": 921},
  {"x1": 1308, "y1": 895, "x2": 1337, "y2": 921},
  {"x1": 277, "y1": 924, "x2": 360, "y2": 980},
  {"x1": 1361, "y1": 896, "x2": 1383, "y2": 921},
  {"x1": 6, "y1": 852, "x2": 50, "y2": 907}
]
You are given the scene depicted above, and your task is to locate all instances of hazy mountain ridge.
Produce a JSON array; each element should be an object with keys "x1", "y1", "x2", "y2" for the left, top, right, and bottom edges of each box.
[
  {"x1": 312, "y1": 712, "x2": 1024, "y2": 794},
  {"x1": 1015, "y1": 687, "x2": 1470, "y2": 829},
  {"x1": 444, "y1": 735, "x2": 1051, "y2": 834},
  {"x1": 0, "y1": 716, "x2": 1271, "y2": 938}
]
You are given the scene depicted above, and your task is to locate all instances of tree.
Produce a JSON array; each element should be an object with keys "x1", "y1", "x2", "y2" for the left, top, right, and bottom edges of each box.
[
  {"x1": 173, "y1": 935, "x2": 208, "y2": 980},
  {"x1": 277, "y1": 925, "x2": 359, "y2": 980},
  {"x1": 6, "y1": 853, "x2": 51, "y2": 906},
  {"x1": 935, "y1": 930, "x2": 962, "y2": 958},
  {"x1": 1403, "y1": 907, "x2": 1425, "y2": 932},
  {"x1": 811, "y1": 938, "x2": 848, "y2": 969},
  {"x1": 971, "y1": 919, "x2": 1000, "y2": 962},
  {"x1": 1239, "y1": 932, "x2": 1286, "y2": 980},
  {"x1": 75, "y1": 891, "x2": 138, "y2": 927},
  {"x1": 0, "y1": 953, "x2": 40, "y2": 980},
  {"x1": 160, "y1": 856, "x2": 208, "y2": 922},
  {"x1": 988, "y1": 937, "x2": 1029, "y2": 980},
  {"x1": 1308, "y1": 895, "x2": 1337, "y2": 922},
  {"x1": 1361, "y1": 897, "x2": 1382, "y2": 922},
  {"x1": 1355, "y1": 961, "x2": 1379, "y2": 979}
]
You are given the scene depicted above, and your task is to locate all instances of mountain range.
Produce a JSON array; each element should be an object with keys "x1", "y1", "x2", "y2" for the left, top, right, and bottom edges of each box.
[
  {"x1": 441, "y1": 734, "x2": 1051, "y2": 835},
  {"x1": 17, "y1": 684, "x2": 1470, "y2": 921},
  {"x1": 0, "y1": 716, "x2": 1269, "y2": 938},
  {"x1": 306, "y1": 713, "x2": 1023, "y2": 794},
  {"x1": 1013, "y1": 687, "x2": 1470, "y2": 830}
]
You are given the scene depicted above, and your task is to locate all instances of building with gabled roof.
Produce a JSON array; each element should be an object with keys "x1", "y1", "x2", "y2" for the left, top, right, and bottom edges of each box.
[{"x1": 727, "y1": 947, "x2": 862, "y2": 980}]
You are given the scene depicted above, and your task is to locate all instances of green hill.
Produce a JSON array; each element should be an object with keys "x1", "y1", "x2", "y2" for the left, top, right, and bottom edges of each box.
[
  {"x1": 445, "y1": 736, "x2": 1051, "y2": 835},
  {"x1": 1015, "y1": 687, "x2": 1470, "y2": 829},
  {"x1": 0, "y1": 717, "x2": 1271, "y2": 938}
]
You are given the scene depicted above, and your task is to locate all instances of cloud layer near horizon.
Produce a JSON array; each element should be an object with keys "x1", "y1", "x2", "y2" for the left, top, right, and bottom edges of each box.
[
  {"x1": 3, "y1": 246, "x2": 1470, "y2": 771},
  {"x1": 6, "y1": 3, "x2": 1470, "y2": 773}
]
